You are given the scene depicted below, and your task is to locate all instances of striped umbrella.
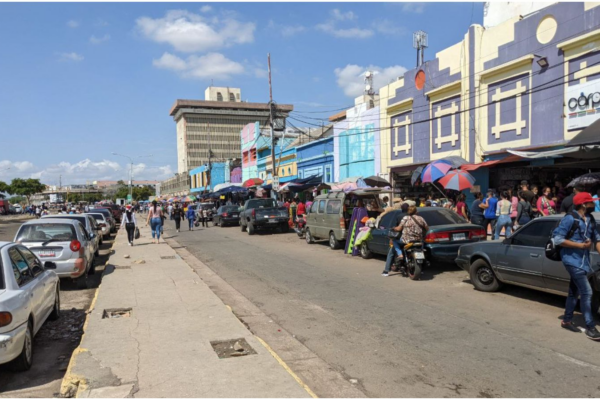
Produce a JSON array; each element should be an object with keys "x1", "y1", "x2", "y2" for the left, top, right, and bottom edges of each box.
[
  {"x1": 437, "y1": 170, "x2": 476, "y2": 191},
  {"x1": 421, "y1": 160, "x2": 453, "y2": 183}
]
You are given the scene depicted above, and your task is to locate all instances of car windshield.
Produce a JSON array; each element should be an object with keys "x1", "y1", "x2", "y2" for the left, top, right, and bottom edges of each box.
[
  {"x1": 248, "y1": 199, "x2": 277, "y2": 208},
  {"x1": 88, "y1": 213, "x2": 105, "y2": 221},
  {"x1": 52, "y1": 215, "x2": 87, "y2": 226},
  {"x1": 16, "y1": 223, "x2": 77, "y2": 242},
  {"x1": 221, "y1": 206, "x2": 238, "y2": 213},
  {"x1": 419, "y1": 209, "x2": 466, "y2": 226}
]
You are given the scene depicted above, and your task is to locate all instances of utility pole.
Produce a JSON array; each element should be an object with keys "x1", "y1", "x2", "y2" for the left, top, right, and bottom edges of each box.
[
  {"x1": 268, "y1": 53, "x2": 277, "y2": 185},
  {"x1": 207, "y1": 122, "x2": 212, "y2": 193}
]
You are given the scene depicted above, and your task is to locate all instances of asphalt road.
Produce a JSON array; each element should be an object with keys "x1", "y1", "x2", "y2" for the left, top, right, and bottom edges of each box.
[
  {"x1": 170, "y1": 220, "x2": 600, "y2": 398},
  {"x1": 0, "y1": 218, "x2": 113, "y2": 397}
]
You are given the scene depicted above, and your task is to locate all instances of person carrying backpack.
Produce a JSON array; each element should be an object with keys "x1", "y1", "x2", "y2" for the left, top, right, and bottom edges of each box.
[{"x1": 552, "y1": 192, "x2": 600, "y2": 340}]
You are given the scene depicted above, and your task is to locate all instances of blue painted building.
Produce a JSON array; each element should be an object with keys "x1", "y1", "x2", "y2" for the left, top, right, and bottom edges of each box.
[
  {"x1": 189, "y1": 162, "x2": 227, "y2": 193},
  {"x1": 296, "y1": 136, "x2": 334, "y2": 183}
]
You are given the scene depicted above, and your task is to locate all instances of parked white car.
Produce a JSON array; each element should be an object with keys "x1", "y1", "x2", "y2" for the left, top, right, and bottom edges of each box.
[
  {"x1": 41, "y1": 214, "x2": 101, "y2": 256},
  {"x1": 13, "y1": 204, "x2": 23, "y2": 214},
  {"x1": 0, "y1": 242, "x2": 60, "y2": 371},
  {"x1": 14, "y1": 219, "x2": 96, "y2": 289},
  {"x1": 85, "y1": 212, "x2": 110, "y2": 240}
]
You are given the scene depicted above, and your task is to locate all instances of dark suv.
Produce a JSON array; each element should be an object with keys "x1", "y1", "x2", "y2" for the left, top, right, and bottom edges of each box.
[{"x1": 98, "y1": 204, "x2": 123, "y2": 223}]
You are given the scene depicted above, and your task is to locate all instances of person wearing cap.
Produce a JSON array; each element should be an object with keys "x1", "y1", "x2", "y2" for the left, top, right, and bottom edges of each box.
[
  {"x1": 121, "y1": 205, "x2": 137, "y2": 246},
  {"x1": 553, "y1": 192, "x2": 600, "y2": 340}
]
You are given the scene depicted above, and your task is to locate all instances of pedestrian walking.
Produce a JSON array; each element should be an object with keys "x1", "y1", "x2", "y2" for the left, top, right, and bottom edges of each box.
[
  {"x1": 560, "y1": 184, "x2": 583, "y2": 214},
  {"x1": 121, "y1": 205, "x2": 137, "y2": 246},
  {"x1": 172, "y1": 204, "x2": 184, "y2": 232},
  {"x1": 469, "y1": 192, "x2": 486, "y2": 228},
  {"x1": 508, "y1": 188, "x2": 518, "y2": 227},
  {"x1": 494, "y1": 191, "x2": 513, "y2": 240},
  {"x1": 168, "y1": 203, "x2": 174, "y2": 220},
  {"x1": 537, "y1": 186, "x2": 557, "y2": 216},
  {"x1": 145, "y1": 200, "x2": 163, "y2": 244},
  {"x1": 186, "y1": 205, "x2": 196, "y2": 231},
  {"x1": 455, "y1": 194, "x2": 467, "y2": 220},
  {"x1": 201, "y1": 207, "x2": 209, "y2": 227},
  {"x1": 481, "y1": 190, "x2": 498, "y2": 236},
  {"x1": 515, "y1": 191, "x2": 532, "y2": 227},
  {"x1": 553, "y1": 192, "x2": 600, "y2": 340}
]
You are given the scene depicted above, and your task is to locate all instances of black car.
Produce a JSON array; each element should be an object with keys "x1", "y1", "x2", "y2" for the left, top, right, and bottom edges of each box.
[
  {"x1": 213, "y1": 205, "x2": 241, "y2": 227},
  {"x1": 359, "y1": 207, "x2": 486, "y2": 263}
]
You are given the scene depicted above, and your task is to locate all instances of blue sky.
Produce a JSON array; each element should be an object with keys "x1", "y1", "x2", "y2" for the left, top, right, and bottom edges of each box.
[{"x1": 0, "y1": 2, "x2": 483, "y2": 185}]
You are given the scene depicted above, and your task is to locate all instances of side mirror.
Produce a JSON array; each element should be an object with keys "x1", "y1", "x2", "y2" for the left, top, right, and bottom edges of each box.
[
  {"x1": 89, "y1": 233, "x2": 96, "y2": 239},
  {"x1": 44, "y1": 261, "x2": 57, "y2": 270},
  {"x1": 502, "y1": 237, "x2": 511, "y2": 245}
]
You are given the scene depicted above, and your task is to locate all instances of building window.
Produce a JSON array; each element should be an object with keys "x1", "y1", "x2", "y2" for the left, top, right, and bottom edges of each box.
[
  {"x1": 217, "y1": 92, "x2": 223, "y2": 101},
  {"x1": 229, "y1": 93, "x2": 235, "y2": 102},
  {"x1": 288, "y1": 167, "x2": 292, "y2": 175},
  {"x1": 325, "y1": 165, "x2": 332, "y2": 183}
]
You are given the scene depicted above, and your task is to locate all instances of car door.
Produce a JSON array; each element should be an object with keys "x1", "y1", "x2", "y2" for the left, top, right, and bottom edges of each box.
[
  {"x1": 495, "y1": 220, "x2": 556, "y2": 288},
  {"x1": 19, "y1": 246, "x2": 54, "y2": 318},
  {"x1": 306, "y1": 201, "x2": 318, "y2": 235},
  {"x1": 326, "y1": 199, "x2": 342, "y2": 240},
  {"x1": 370, "y1": 212, "x2": 399, "y2": 255},
  {"x1": 8, "y1": 246, "x2": 45, "y2": 332},
  {"x1": 315, "y1": 200, "x2": 327, "y2": 238}
]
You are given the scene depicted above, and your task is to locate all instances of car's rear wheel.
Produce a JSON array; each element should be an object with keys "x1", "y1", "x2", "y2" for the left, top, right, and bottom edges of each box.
[
  {"x1": 213, "y1": 218, "x2": 218, "y2": 226},
  {"x1": 248, "y1": 222, "x2": 255, "y2": 235},
  {"x1": 49, "y1": 287, "x2": 61, "y2": 321},
  {"x1": 305, "y1": 229, "x2": 314, "y2": 244},
  {"x1": 329, "y1": 232, "x2": 341, "y2": 250},
  {"x1": 360, "y1": 242, "x2": 372, "y2": 259},
  {"x1": 11, "y1": 320, "x2": 33, "y2": 371},
  {"x1": 469, "y1": 259, "x2": 501, "y2": 292},
  {"x1": 241, "y1": 221, "x2": 246, "y2": 232},
  {"x1": 89, "y1": 257, "x2": 96, "y2": 276}
]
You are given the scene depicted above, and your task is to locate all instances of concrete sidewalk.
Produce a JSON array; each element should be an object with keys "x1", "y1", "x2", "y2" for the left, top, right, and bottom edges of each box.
[{"x1": 60, "y1": 222, "x2": 311, "y2": 398}]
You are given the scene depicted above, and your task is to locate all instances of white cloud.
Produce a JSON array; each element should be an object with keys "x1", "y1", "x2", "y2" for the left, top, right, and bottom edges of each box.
[
  {"x1": 373, "y1": 19, "x2": 407, "y2": 36},
  {"x1": 402, "y1": 3, "x2": 426, "y2": 14},
  {"x1": 90, "y1": 34, "x2": 111, "y2": 44},
  {"x1": 200, "y1": 5, "x2": 212, "y2": 13},
  {"x1": 331, "y1": 9, "x2": 356, "y2": 21},
  {"x1": 316, "y1": 21, "x2": 373, "y2": 39},
  {"x1": 0, "y1": 159, "x2": 174, "y2": 184},
  {"x1": 94, "y1": 19, "x2": 109, "y2": 27},
  {"x1": 57, "y1": 52, "x2": 84, "y2": 62},
  {"x1": 67, "y1": 20, "x2": 80, "y2": 28},
  {"x1": 282, "y1": 25, "x2": 306, "y2": 37},
  {"x1": 334, "y1": 64, "x2": 408, "y2": 97},
  {"x1": 136, "y1": 9, "x2": 255, "y2": 53},
  {"x1": 153, "y1": 52, "x2": 244, "y2": 80},
  {"x1": 316, "y1": 9, "x2": 373, "y2": 39}
]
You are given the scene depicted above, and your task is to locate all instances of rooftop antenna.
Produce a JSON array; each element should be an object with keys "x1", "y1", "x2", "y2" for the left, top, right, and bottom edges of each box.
[
  {"x1": 413, "y1": 30, "x2": 428, "y2": 67},
  {"x1": 364, "y1": 71, "x2": 374, "y2": 95}
]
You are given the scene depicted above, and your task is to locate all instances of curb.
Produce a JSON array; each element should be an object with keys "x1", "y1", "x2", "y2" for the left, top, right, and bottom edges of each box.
[{"x1": 59, "y1": 233, "x2": 119, "y2": 398}]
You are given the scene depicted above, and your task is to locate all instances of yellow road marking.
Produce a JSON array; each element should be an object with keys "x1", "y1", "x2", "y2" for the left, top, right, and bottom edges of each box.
[{"x1": 255, "y1": 335, "x2": 318, "y2": 398}]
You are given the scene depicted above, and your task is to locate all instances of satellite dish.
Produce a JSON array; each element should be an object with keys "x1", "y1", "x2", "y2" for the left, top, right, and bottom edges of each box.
[
  {"x1": 365, "y1": 84, "x2": 372, "y2": 92},
  {"x1": 365, "y1": 71, "x2": 372, "y2": 78}
]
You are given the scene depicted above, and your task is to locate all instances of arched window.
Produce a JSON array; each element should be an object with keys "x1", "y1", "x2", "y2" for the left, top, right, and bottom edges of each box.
[
  {"x1": 217, "y1": 92, "x2": 223, "y2": 101},
  {"x1": 229, "y1": 93, "x2": 235, "y2": 102}
]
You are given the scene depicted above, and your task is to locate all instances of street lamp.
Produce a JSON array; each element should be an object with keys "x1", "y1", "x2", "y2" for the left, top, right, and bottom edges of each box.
[{"x1": 112, "y1": 153, "x2": 153, "y2": 204}]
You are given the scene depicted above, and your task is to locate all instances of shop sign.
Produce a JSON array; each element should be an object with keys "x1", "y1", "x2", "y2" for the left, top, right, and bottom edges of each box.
[{"x1": 566, "y1": 79, "x2": 600, "y2": 130}]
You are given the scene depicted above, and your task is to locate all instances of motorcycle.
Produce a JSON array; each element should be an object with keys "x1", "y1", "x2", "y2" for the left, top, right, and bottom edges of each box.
[
  {"x1": 294, "y1": 214, "x2": 306, "y2": 238},
  {"x1": 391, "y1": 241, "x2": 426, "y2": 280}
]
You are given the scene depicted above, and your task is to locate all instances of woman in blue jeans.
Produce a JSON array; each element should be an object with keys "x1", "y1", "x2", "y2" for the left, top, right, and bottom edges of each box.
[
  {"x1": 494, "y1": 191, "x2": 513, "y2": 240},
  {"x1": 145, "y1": 200, "x2": 164, "y2": 244}
]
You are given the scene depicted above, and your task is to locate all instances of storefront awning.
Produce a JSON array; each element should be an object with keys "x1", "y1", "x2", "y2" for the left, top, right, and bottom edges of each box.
[
  {"x1": 460, "y1": 155, "x2": 522, "y2": 171},
  {"x1": 567, "y1": 118, "x2": 600, "y2": 147},
  {"x1": 507, "y1": 146, "x2": 600, "y2": 159}
]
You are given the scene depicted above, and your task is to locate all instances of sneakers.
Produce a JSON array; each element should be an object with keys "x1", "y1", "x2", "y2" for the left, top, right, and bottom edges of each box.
[
  {"x1": 381, "y1": 272, "x2": 389, "y2": 277},
  {"x1": 585, "y1": 327, "x2": 600, "y2": 341},
  {"x1": 128, "y1": 242, "x2": 132, "y2": 246},
  {"x1": 561, "y1": 321, "x2": 580, "y2": 333}
]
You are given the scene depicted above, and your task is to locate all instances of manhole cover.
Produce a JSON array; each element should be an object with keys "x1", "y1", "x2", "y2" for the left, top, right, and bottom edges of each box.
[
  {"x1": 210, "y1": 338, "x2": 257, "y2": 359},
  {"x1": 102, "y1": 308, "x2": 132, "y2": 319},
  {"x1": 160, "y1": 256, "x2": 177, "y2": 259}
]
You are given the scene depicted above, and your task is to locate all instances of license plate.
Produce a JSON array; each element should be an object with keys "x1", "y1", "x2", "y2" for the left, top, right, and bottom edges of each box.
[
  {"x1": 453, "y1": 233, "x2": 466, "y2": 241},
  {"x1": 232, "y1": 214, "x2": 238, "y2": 217},
  {"x1": 414, "y1": 252, "x2": 425, "y2": 260},
  {"x1": 38, "y1": 251, "x2": 55, "y2": 257},
  {"x1": 268, "y1": 219, "x2": 277, "y2": 223}
]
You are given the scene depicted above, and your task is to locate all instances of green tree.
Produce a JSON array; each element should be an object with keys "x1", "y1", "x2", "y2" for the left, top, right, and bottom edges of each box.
[
  {"x1": 8, "y1": 178, "x2": 46, "y2": 205},
  {"x1": 0, "y1": 181, "x2": 9, "y2": 199},
  {"x1": 117, "y1": 180, "x2": 126, "y2": 187}
]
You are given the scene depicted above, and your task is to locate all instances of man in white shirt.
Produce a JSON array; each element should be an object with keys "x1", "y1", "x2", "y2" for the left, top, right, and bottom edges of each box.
[{"x1": 167, "y1": 204, "x2": 174, "y2": 220}]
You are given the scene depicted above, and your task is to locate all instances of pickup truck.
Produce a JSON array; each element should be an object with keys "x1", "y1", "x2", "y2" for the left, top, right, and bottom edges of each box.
[{"x1": 239, "y1": 198, "x2": 290, "y2": 235}]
